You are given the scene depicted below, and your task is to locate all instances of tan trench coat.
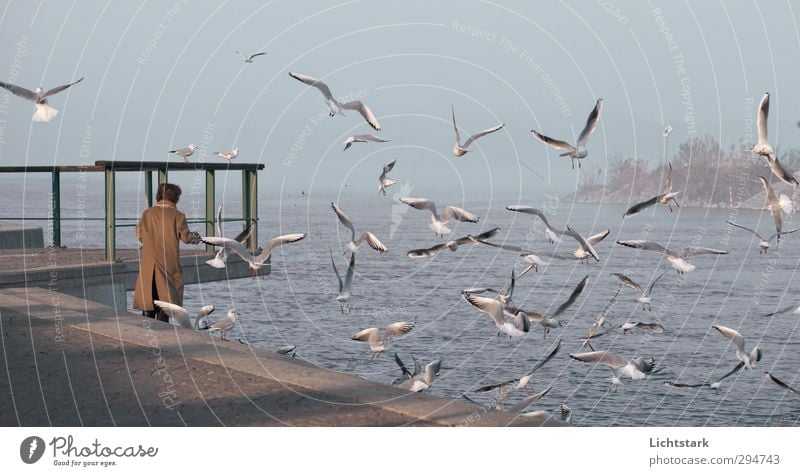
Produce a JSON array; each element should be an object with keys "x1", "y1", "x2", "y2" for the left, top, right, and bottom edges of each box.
[{"x1": 132, "y1": 201, "x2": 195, "y2": 311}]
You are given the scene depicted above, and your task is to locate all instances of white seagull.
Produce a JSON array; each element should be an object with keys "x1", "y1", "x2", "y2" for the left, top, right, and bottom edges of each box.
[
  {"x1": 330, "y1": 249, "x2": 355, "y2": 313},
  {"x1": 505, "y1": 276, "x2": 589, "y2": 339},
  {"x1": 726, "y1": 220, "x2": 797, "y2": 255},
  {"x1": 205, "y1": 203, "x2": 254, "y2": 269},
  {"x1": 619, "y1": 322, "x2": 665, "y2": 334},
  {"x1": 531, "y1": 98, "x2": 603, "y2": 169},
  {"x1": 505, "y1": 205, "x2": 562, "y2": 244},
  {"x1": 153, "y1": 301, "x2": 215, "y2": 330},
  {"x1": 378, "y1": 159, "x2": 397, "y2": 195},
  {"x1": 331, "y1": 202, "x2": 388, "y2": 254},
  {"x1": 570, "y1": 351, "x2": 657, "y2": 391},
  {"x1": 235, "y1": 50, "x2": 267, "y2": 63},
  {"x1": 762, "y1": 303, "x2": 800, "y2": 317},
  {"x1": 474, "y1": 340, "x2": 561, "y2": 395},
  {"x1": 407, "y1": 227, "x2": 500, "y2": 259},
  {"x1": 463, "y1": 294, "x2": 530, "y2": 338},
  {"x1": 560, "y1": 226, "x2": 601, "y2": 262},
  {"x1": 616, "y1": 240, "x2": 728, "y2": 275},
  {"x1": 623, "y1": 162, "x2": 681, "y2": 217},
  {"x1": 712, "y1": 325, "x2": 762, "y2": 370},
  {"x1": 611, "y1": 270, "x2": 668, "y2": 311},
  {"x1": 0, "y1": 77, "x2": 84, "y2": 122},
  {"x1": 451, "y1": 105, "x2": 505, "y2": 157},
  {"x1": 169, "y1": 144, "x2": 196, "y2": 163},
  {"x1": 399, "y1": 197, "x2": 479, "y2": 237},
  {"x1": 351, "y1": 321, "x2": 415, "y2": 359},
  {"x1": 665, "y1": 362, "x2": 744, "y2": 390},
  {"x1": 343, "y1": 134, "x2": 389, "y2": 151},
  {"x1": 752, "y1": 92, "x2": 799, "y2": 186},
  {"x1": 201, "y1": 308, "x2": 239, "y2": 341},
  {"x1": 397, "y1": 358, "x2": 442, "y2": 393},
  {"x1": 202, "y1": 233, "x2": 306, "y2": 277},
  {"x1": 759, "y1": 176, "x2": 789, "y2": 243},
  {"x1": 214, "y1": 147, "x2": 239, "y2": 162},
  {"x1": 289, "y1": 72, "x2": 381, "y2": 130}
]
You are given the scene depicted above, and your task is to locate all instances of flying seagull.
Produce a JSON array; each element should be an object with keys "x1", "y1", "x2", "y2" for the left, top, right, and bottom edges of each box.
[
  {"x1": 0, "y1": 77, "x2": 84, "y2": 122},
  {"x1": 396, "y1": 358, "x2": 442, "y2": 393},
  {"x1": 616, "y1": 240, "x2": 728, "y2": 275},
  {"x1": 153, "y1": 301, "x2": 215, "y2": 330},
  {"x1": 611, "y1": 270, "x2": 668, "y2": 311},
  {"x1": 407, "y1": 227, "x2": 500, "y2": 259},
  {"x1": 214, "y1": 147, "x2": 239, "y2": 162},
  {"x1": 765, "y1": 372, "x2": 800, "y2": 395},
  {"x1": 751, "y1": 92, "x2": 799, "y2": 186},
  {"x1": 581, "y1": 286, "x2": 621, "y2": 350},
  {"x1": 531, "y1": 98, "x2": 603, "y2": 169},
  {"x1": 399, "y1": 197, "x2": 479, "y2": 237},
  {"x1": 205, "y1": 203, "x2": 254, "y2": 269},
  {"x1": 200, "y1": 308, "x2": 239, "y2": 340},
  {"x1": 665, "y1": 362, "x2": 744, "y2": 390},
  {"x1": 331, "y1": 202, "x2": 388, "y2": 254},
  {"x1": 351, "y1": 321, "x2": 415, "y2": 359},
  {"x1": 619, "y1": 322, "x2": 665, "y2": 334},
  {"x1": 378, "y1": 159, "x2": 397, "y2": 195},
  {"x1": 463, "y1": 294, "x2": 530, "y2": 338},
  {"x1": 169, "y1": 144, "x2": 196, "y2": 163},
  {"x1": 343, "y1": 134, "x2": 389, "y2": 151},
  {"x1": 462, "y1": 269, "x2": 516, "y2": 306},
  {"x1": 759, "y1": 176, "x2": 788, "y2": 243},
  {"x1": 726, "y1": 220, "x2": 797, "y2": 254},
  {"x1": 505, "y1": 205, "x2": 562, "y2": 244},
  {"x1": 468, "y1": 239, "x2": 559, "y2": 277},
  {"x1": 451, "y1": 105, "x2": 505, "y2": 157},
  {"x1": 623, "y1": 162, "x2": 681, "y2": 217},
  {"x1": 505, "y1": 276, "x2": 589, "y2": 339},
  {"x1": 560, "y1": 226, "x2": 601, "y2": 262},
  {"x1": 235, "y1": 50, "x2": 267, "y2": 63},
  {"x1": 330, "y1": 249, "x2": 355, "y2": 313},
  {"x1": 474, "y1": 340, "x2": 561, "y2": 395},
  {"x1": 202, "y1": 233, "x2": 306, "y2": 278},
  {"x1": 569, "y1": 350, "x2": 657, "y2": 391},
  {"x1": 712, "y1": 324, "x2": 762, "y2": 370},
  {"x1": 289, "y1": 72, "x2": 381, "y2": 130},
  {"x1": 762, "y1": 303, "x2": 800, "y2": 318}
]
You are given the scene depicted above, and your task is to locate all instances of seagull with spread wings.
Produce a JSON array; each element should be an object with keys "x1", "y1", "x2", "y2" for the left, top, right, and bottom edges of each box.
[
  {"x1": 752, "y1": 92, "x2": 799, "y2": 186},
  {"x1": 505, "y1": 276, "x2": 589, "y2": 339},
  {"x1": 378, "y1": 159, "x2": 397, "y2": 195},
  {"x1": 235, "y1": 50, "x2": 267, "y2": 63},
  {"x1": 726, "y1": 220, "x2": 797, "y2": 254},
  {"x1": 712, "y1": 325, "x2": 762, "y2": 370},
  {"x1": 396, "y1": 358, "x2": 442, "y2": 393},
  {"x1": 399, "y1": 197, "x2": 479, "y2": 237},
  {"x1": 665, "y1": 362, "x2": 744, "y2": 391},
  {"x1": 351, "y1": 321, "x2": 415, "y2": 359},
  {"x1": 289, "y1": 72, "x2": 381, "y2": 130},
  {"x1": 531, "y1": 98, "x2": 603, "y2": 169},
  {"x1": 759, "y1": 176, "x2": 790, "y2": 244},
  {"x1": 463, "y1": 293, "x2": 530, "y2": 338},
  {"x1": 343, "y1": 134, "x2": 389, "y2": 151},
  {"x1": 451, "y1": 105, "x2": 505, "y2": 157},
  {"x1": 407, "y1": 227, "x2": 500, "y2": 259},
  {"x1": 331, "y1": 202, "x2": 387, "y2": 254},
  {"x1": 505, "y1": 205, "x2": 563, "y2": 244},
  {"x1": 623, "y1": 162, "x2": 681, "y2": 217},
  {"x1": 611, "y1": 270, "x2": 668, "y2": 311},
  {"x1": 0, "y1": 77, "x2": 84, "y2": 122},
  {"x1": 205, "y1": 203, "x2": 254, "y2": 269},
  {"x1": 330, "y1": 250, "x2": 355, "y2": 314},
  {"x1": 202, "y1": 232, "x2": 306, "y2": 278},
  {"x1": 616, "y1": 240, "x2": 727, "y2": 275},
  {"x1": 569, "y1": 351, "x2": 657, "y2": 391},
  {"x1": 153, "y1": 301, "x2": 215, "y2": 330}
]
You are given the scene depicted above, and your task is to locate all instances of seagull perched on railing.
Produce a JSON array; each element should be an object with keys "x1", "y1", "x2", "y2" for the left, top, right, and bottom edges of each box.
[
  {"x1": 169, "y1": 144, "x2": 196, "y2": 163},
  {"x1": 0, "y1": 77, "x2": 84, "y2": 122},
  {"x1": 214, "y1": 147, "x2": 239, "y2": 162}
]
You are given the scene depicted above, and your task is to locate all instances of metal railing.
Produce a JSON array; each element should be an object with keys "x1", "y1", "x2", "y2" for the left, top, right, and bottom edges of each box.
[{"x1": 0, "y1": 161, "x2": 264, "y2": 262}]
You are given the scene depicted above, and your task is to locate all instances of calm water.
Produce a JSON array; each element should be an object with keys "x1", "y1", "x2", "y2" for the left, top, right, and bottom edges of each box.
[{"x1": 6, "y1": 175, "x2": 800, "y2": 426}]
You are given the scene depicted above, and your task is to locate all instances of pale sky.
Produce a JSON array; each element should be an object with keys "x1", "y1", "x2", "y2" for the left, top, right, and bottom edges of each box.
[{"x1": 1, "y1": 0, "x2": 799, "y2": 198}]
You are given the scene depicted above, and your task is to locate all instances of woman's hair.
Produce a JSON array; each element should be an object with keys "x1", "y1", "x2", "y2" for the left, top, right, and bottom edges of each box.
[{"x1": 156, "y1": 183, "x2": 182, "y2": 203}]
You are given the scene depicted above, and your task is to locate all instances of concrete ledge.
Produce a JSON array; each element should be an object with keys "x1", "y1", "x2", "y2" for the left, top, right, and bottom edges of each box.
[
  {"x1": 0, "y1": 287, "x2": 558, "y2": 427},
  {"x1": 0, "y1": 223, "x2": 44, "y2": 249}
]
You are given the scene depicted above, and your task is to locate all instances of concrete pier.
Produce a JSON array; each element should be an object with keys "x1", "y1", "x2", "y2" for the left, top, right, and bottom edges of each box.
[
  {"x1": 0, "y1": 248, "x2": 258, "y2": 310},
  {"x1": 0, "y1": 223, "x2": 44, "y2": 249},
  {"x1": 0, "y1": 287, "x2": 557, "y2": 426}
]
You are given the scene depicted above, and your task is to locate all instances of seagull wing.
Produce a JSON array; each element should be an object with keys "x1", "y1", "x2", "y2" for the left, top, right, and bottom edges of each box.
[
  {"x1": 766, "y1": 155, "x2": 799, "y2": 186},
  {"x1": 354, "y1": 232, "x2": 388, "y2": 252},
  {"x1": 561, "y1": 227, "x2": 599, "y2": 261},
  {"x1": 153, "y1": 300, "x2": 192, "y2": 329},
  {"x1": 331, "y1": 202, "x2": 356, "y2": 240},
  {"x1": 726, "y1": 220, "x2": 763, "y2": 241},
  {"x1": 766, "y1": 372, "x2": 800, "y2": 394},
  {"x1": 646, "y1": 269, "x2": 669, "y2": 296},
  {"x1": 462, "y1": 123, "x2": 505, "y2": 149},
  {"x1": 452, "y1": 105, "x2": 461, "y2": 145},
  {"x1": 551, "y1": 275, "x2": 588, "y2": 318},
  {"x1": 611, "y1": 273, "x2": 643, "y2": 295},
  {"x1": 506, "y1": 205, "x2": 560, "y2": 233},
  {"x1": 201, "y1": 236, "x2": 254, "y2": 264},
  {"x1": 339, "y1": 100, "x2": 381, "y2": 130},
  {"x1": 248, "y1": 52, "x2": 267, "y2": 61},
  {"x1": 329, "y1": 249, "x2": 343, "y2": 292},
  {"x1": 351, "y1": 328, "x2": 380, "y2": 345},
  {"x1": 473, "y1": 240, "x2": 525, "y2": 253},
  {"x1": 715, "y1": 362, "x2": 745, "y2": 383},
  {"x1": 422, "y1": 359, "x2": 442, "y2": 386},
  {"x1": 616, "y1": 240, "x2": 669, "y2": 255},
  {"x1": 577, "y1": 98, "x2": 602, "y2": 147},
  {"x1": 762, "y1": 303, "x2": 800, "y2": 317},
  {"x1": 384, "y1": 321, "x2": 415, "y2": 341},
  {"x1": 569, "y1": 350, "x2": 628, "y2": 369},
  {"x1": 288, "y1": 72, "x2": 335, "y2": 101},
  {"x1": 586, "y1": 229, "x2": 610, "y2": 246},
  {"x1": 382, "y1": 158, "x2": 397, "y2": 175},
  {"x1": 343, "y1": 251, "x2": 356, "y2": 292},
  {"x1": 235, "y1": 50, "x2": 248, "y2": 61},
  {"x1": 525, "y1": 339, "x2": 561, "y2": 376},
  {"x1": 464, "y1": 294, "x2": 505, "y2": 327},
  {"x1": 407, "y1": 243, "x2": 448, "y2": 258},
  {"x1": 676, "y1": 246, "x2": 728, "y2": 258},
  {"x1": 623, "y1": 195, "x2": 659, "y2": 218},
  {"x1": 232, "y1": 223, "x2": 254, "y2": 243},
  {"x1": 712, "y1": 325, "x2": 745, "y2": 353},
  {"x1": 400, "y1": 197, "x2": 437, "y2": 217},
  {"x1": 769, "y1": 228, "x2": 799, "y2": 242},
  {"x1": 531, "y1": 130, "x2": 574, "y2": 151},
  {"x1": 454, "y1": 227, "x2": 501, "y2": 246},
  {"x1": 43, "y1": 77, "x2": 84, "y2": 98},
  {"x1": 510, "y1": 385, "x2": 552, "y2": 412},
  {"x1": 0, "y1": 80, "x2": 38, "y2": 101},
  {"x1": 394, "y1": 353, "x2": 413, "y2": 378},
  {"x1": 759, "y1": 176, "x2": 783, "y2": 234},
  {"x1": 756, "y1": 92, "x2": 769, "y2": 144},
  {"x1": 664, "y1": 162, "x2": 674, "y2": 193},
  {"x1": 440, "y1": 206, "x2": 479, "y2": 223},
  {"x1": 215, "y1": 204, "x2": 223, "y2": 237},
  {"x1": 255, "y1": 233, "x2": 306, "y2": 262}
]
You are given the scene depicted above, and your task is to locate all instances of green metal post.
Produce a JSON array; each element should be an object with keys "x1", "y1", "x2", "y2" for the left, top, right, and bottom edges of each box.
[
  {"x1": 51, "y1": 170, "x2": 61, "y2": 247},
  {"x1": 242, "y1": 170, "x2": 258, "y2": 251},
  {"x1": 144, "y1": 170, "x2": 153, "y2": 207},
  {"x1": 205, "y1": 169, "x2": 215, "y2": 253},
  {"x1": 105, "y1": 169, "x2": 116, "y2": 262}
]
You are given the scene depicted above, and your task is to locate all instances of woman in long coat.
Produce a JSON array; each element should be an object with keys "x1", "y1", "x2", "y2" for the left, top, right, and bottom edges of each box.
[{"x1": 133, "y1": 183, "x2": 199, "y2": 320}]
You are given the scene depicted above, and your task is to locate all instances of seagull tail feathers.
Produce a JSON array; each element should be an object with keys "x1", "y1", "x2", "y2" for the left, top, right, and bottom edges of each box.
[{"x1": 33, "y1": 103, "x2": 58, "y2": 122}]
